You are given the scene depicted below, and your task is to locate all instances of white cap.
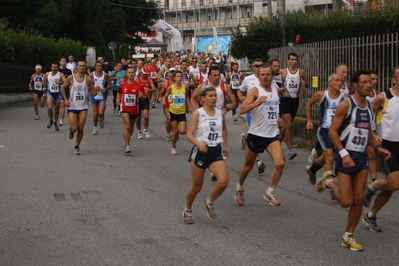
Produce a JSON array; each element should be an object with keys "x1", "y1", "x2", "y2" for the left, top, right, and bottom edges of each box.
[
  {"x1": 169, "y1": 68, "x2": 176, "y2": 72},
  {"x1": 35, "y1": 64, "x2": 42, "y2": 69}
]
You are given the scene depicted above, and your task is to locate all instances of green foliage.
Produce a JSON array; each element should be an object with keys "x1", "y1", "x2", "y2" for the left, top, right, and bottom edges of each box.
[
  {"x1": 0, "y1": 0, "x2": 162, "y2": 56},
  {"x1": 0, "y1": 19, "x2": 86, "y2": 65},
  {"x1": 231, "y1": 16, "x2": 282, "y2": 61},
  {"x1": 231, "y1": 6, "x2": 399, "y2": 60}
]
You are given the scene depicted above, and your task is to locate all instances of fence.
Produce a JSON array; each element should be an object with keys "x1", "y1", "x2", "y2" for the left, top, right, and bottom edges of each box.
[
  {"x1": 0, "y1": 63, "x2": 40, "y2": 93},
  {"x1": 268, "y1": 33, "x2": 399, "y2": 119}
]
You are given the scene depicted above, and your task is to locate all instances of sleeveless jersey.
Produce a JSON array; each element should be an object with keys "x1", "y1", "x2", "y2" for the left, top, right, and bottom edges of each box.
[
  {"x1": 248, "y1": 85, "x2": 280, "y2": 138},
  {"x1": 230, "y1": 72, "x2": 241, "y2": 90},
  {"x1": 319, "y1": 90, "x2": 345, "y2": 129},
  {"x1": 162, "y1": 68, "x2": 170, "y2": 80},
  {"x1": 376, "y1": 88, "x2": 399, "y2": 141},
  {"x1": 338, "y1": 97, "x2": 372, "y2": 154},
  {"x1": 92, "y1": 71, "x2": 106, "y2": 100},
  {"x1": 198, "y1": 72, "x2": 207, "y2": 85},
  {"x1": 189, "y1": 66, "x2": 199, "y2": 78},
  {"x1": 366, "y1": 88, "x2": 377, "y2": 103},
  {"x1": 66, "y1": 62, "x2": 76, "y2": 72},
  {"x1": 118, "y1": 81, "x2": 144, "y2": 115},
  {"x1": 148, "y1": 66, "x2": 159, "y2": 82},
  {"x1": 138, "y1": 77, "x2": 151, "y2": 99},
  {"x1": 47, "y1": 72, "x2": 61, "y2": 93},
  {"x1": 181, "y1": 71, "x2": 190, "y2": 87},
  {"x1": 68, "y1": 74, "x2": 89, "y2": 110},
  {"x1": 284, "y1": 68, "x2": 301, "y2": 98},
  {"x1": 33, "y1": 74, "x2": 45, "y2": 91},
  {"x1": 169, "y1": 84, "x2": 187, "y2": 114},
  {"x1": 196, "y1": 107, "x2": 223, "y2": 147},
  {"x1": 204, "y1": 81, "x2": 226, "y2": 109},
  {"x1": 273, "y1": 74, "x2": 283, "y2": 88},
  {"x1": 340, "y1": 82, "x2": 350, "y2": 95}
]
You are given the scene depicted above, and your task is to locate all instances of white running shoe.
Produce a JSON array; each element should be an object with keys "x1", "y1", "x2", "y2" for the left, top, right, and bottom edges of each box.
[
  {"x1": 92, "y1": 127, "x2": 97, "y2": 135},
  {"x1": 308, "y1": 148, "x2": 318, "y2": 164},
  {"x1": 125, "y1": 146, "x2": 131, "y2": 153},
  {"x1": 171, "y1": 147, "x2": 177, "y2": 155},
  {"x1": 59, "y1": 119, "x2": 63, "y2": 126},
  {"x1": 144, "y1": 130, "x2": 151, "y2": 139},
  {"x1": 35, "y1": 115, "x2": 40, "y2": 120},
  {"x1": 138, "y1": 131, "x2": 143, "y2": 139}
]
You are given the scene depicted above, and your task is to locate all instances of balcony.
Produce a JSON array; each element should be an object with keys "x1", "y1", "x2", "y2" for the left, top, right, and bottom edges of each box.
[{"x1": 164, "y1": 0, "x2": 264, "y2": 12}]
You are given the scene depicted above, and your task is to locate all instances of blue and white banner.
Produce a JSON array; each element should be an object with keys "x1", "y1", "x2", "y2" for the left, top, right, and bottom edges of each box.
[{"x1": 197, "y1": 35, "x2": 231, "y2": 55}]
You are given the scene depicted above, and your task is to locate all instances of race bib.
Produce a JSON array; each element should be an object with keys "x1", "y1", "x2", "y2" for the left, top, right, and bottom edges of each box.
[
  {"x1": 74, "y1": 91, "x2": 85, "y2": 103},
  {"x1": 116, "y1": 76, "x2": 123, "y2": 86},
  {"x1": 150, "y1": 72, "x2": 157, "y2": 79},
  {"x1": 94, "y1": 87, "x2": 103, "y2": 100},
  {"x1": 50, "y1": 82, "x2": 59, "y2": 93},
  {"x1": 34, "y1": 81, "x2": 42, "y2": 91},
  {"x1": 264, "y1": 104, "x2": 278, "y2": 124},
  {"x1": 173, "y1": 94, "x2": 185, "y2": 106},
  {"x1": 326, "y1": 109, "x2": 335, "y2": 128},
  {"x1": 345, "y1": 127, "x2": 369, "y2": 152},
  {"x1": 124, "y1": 94, "x2": 136, "y2": 106},
  {"x1": 204, "y1": 120, "x2": 222, "y2": 147}
]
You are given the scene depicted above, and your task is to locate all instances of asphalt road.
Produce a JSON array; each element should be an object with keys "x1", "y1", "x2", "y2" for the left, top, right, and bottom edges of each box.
[{"x1": 0, "y1": 98, "x2": 398, "y2": 265}]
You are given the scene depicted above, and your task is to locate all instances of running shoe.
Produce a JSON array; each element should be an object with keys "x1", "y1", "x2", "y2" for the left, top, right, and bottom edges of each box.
[
  {"x1": 308, "y1": 148, "x2": 318, "y2": 164},
  {"x1": 35, "y1": 115, "x2": 40, "y2": 120},
  {"x1": 204, "y1": 200, "x2": 216, "y2": 220},
  {"x1": 233, "y1": 115, "x2": 237, "y2": 122},
  {"x1": 166, "y1": 135, "x2": 171, "y2": 141},
  {"x1": 113, "y1": 108, "x2": 116, "y2": 114},
  {"x1": 92, "y1": 127, "x2": 97, "y2": 135},
  {"x1": 125, "y1": 146, "x2": 131, "y2": 154},
  {"x1": 152, "y1": 103, "x2": 155, "y2": 108},
  {"x1": 171, "y1": 147, "x2": 177, "y2": 155},
  {"x1": 263, "y1": 191, "x2": 281, "y2": 206},
  {"x1": 341, "y1": 235, "x2": 363, "y2": 251},
  {"x1": 137, "y1": 131, "x2": 143, "y2": 139},
  {"x1": 54, "y1": 123, "x2": 59, "y2": 131},
  {"x1": 315, "y1": 170, "x2": 335, "y2": 193},
  {"x1": 144, "y1": 130, "x2": 151, "y2": 139},
  {"x1": 257, "y1": 160, "x2": 266, "y2": 173},
  {"x1": 74, "y1": 148, "x2": 81, "y2": 155},
  {"x1": 288, "y1": 150, "x2": 297, "y2": 160},
  {"x1": 59, "y1": 119, "x2": 63, "y2": 126},
  {"x1": 235, "y1": 188, "x2": 244, "y2": 206},
  {"x1": 362, "y1": 213, "x2": 382, "y2": 232},
  {"x1": 364, "y1": 185, "x2": 376, "y2": 207},
  {"x1": 99, "y1": 118, "x2": 105, "y2": 129},
  {"x1": 47, "y1": 120, "x2": 53, "y2": 128},
  {"x1": 305, "y1": 165, "x2": 316, "y2": 185},
  {"x1": 210, "y1": 172, "x2": 217, "y2": 182},
  {"x1": 182, "y1": 210, "x2": 193, "y2": 224},
  {"x1": 239, "y1": 132, "x2": 246, "y2": 150},
  {"x1": 67, "y1": 129, "x2": 74, "y2": 140}
]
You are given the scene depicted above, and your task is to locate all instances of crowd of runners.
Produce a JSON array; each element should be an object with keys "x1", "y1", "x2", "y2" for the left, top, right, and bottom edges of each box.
[{"x1": 28, "y1": 51, "x2": 399, "y2": 252}]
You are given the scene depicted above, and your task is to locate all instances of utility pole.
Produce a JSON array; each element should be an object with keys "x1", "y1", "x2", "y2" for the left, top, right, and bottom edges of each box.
[
  {"x1": 277, "y1": 0, "x2": 286, "y2": 46},
  {"x1": 267, "y1": 0, "x2": 272, "y2": 19}
]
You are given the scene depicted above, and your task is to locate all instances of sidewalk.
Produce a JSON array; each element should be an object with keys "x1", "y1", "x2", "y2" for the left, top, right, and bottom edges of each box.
[{"x1": 0, "y1": 93, "x2": 32, "y2": 105}]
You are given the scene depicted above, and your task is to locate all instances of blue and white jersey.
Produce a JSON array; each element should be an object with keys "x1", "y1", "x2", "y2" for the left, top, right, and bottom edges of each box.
[
  {"x1": 319, "y1": 90, "x2": 345, "y2": 129},
  {"x1": 338, "y1": 96, "x2": 373, "y2": 155}
]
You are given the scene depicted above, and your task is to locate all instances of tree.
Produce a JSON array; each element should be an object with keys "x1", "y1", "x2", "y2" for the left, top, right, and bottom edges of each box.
[
  {"x1": 230, "y1": 16, "x2": 282, "y2": 61},
  {"x1": 0, "y1": 0, "x2": 162, "y2": 55}
]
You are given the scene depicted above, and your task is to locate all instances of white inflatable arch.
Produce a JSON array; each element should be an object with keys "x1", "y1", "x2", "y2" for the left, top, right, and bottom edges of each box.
[{"x1": 152, "y1": 19, "x2": 183, "y2": 52}]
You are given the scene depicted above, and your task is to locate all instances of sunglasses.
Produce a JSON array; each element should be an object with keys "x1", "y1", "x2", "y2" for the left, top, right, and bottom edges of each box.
[{"x1": 253, "y1": 64, "x2": 263, "y2": 68}]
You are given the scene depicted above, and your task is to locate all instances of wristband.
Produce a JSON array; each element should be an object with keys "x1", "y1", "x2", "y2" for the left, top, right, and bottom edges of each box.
[{"x1": 339, "y1": 149, "x2": 349, "y2": 159}]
